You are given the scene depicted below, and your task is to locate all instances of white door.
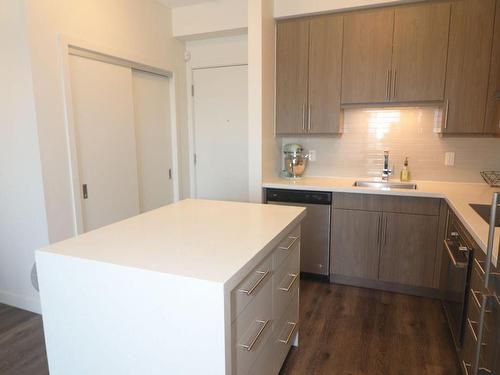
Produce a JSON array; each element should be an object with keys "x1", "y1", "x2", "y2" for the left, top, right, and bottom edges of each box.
[
  {"x1": 192, "y1": 65, "x2": 249, "y2": 202},
  {"x1": 132, "y1": 70, "x2": 174, "y2": 212},
  {"x1": 69, "y1": 55, "x2": 140, "y2": 231}
]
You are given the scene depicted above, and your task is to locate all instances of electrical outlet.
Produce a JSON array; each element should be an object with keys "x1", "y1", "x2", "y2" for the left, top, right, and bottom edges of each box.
[
  {"x1": 445, "y1": 152, "x2": 455, "y2": 166},
  {"x1": 308, "y1": 150, "x2": 316, "y2": 162}
]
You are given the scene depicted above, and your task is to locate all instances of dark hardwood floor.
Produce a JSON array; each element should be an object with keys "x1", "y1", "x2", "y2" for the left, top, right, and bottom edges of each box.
[
  {"x1": 0, "y1": 280, "x2": 460, "y2": 375},
  {"x1": 281, "y1": 280, "x2": 461, "y2": 375},
  {"x1": 0, "y1": 304, "x2": 48, "y2": 375}
]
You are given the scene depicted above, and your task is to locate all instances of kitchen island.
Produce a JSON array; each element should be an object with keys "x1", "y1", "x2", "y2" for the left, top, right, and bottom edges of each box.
[{"x1": 36, "y1": 199, "x2": 306, "y2": 375}]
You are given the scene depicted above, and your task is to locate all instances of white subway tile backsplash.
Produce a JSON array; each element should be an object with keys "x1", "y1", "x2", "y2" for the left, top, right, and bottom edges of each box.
[{"x1": 281, "y1": 107, "x2": 500, "y2": 183}]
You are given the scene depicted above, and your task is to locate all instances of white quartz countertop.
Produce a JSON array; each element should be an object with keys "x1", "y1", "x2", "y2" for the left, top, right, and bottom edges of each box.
[
  {"x1": 263, "y1": 176, "x2": 500, "y2": 266},
  {"x1": 37, "y1": 199, "x2": 306, "y2": 284}
]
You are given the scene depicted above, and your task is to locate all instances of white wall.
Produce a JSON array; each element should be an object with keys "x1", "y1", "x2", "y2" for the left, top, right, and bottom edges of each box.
[
  {"x1": 185, "y1": 34, "x2": 248, "y2": 198},
  {"x1": 187, "y1": 34, "x2": 248, "y2": 68},
  {"x1": 248, "y1": 0, "x2": 277, "y2": 202},
  {"x1": 274, "y1": 0, "x2": 417, "y2": 18},
  {"x1": 25, "y1": 0, "x2": 189, "y2": 244},
  {"x1": 0, "y1": 0, "x2": 49, "y2": 313},
  {"x1": 259, "y1": 2, "x2": 280, "y2": 184},
  {"x1": 172, "y1": 0, "x2": 248, "y2": 39}
]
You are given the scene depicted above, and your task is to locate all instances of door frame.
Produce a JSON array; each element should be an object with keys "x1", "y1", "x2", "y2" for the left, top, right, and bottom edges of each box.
[
  {"x1": 58, "y1": 35, "x2": 180, "y2": 235},
  {"x1": 187, "y1": 63, "x2": 248, "y2": 198}
]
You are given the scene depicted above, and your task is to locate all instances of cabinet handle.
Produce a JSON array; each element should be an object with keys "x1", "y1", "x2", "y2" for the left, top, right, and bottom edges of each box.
[
  {"x1": 443, "y1": 100, "x2": 450, "y2": 130},
  {"x1": 471, "y1": 288, "x2": 482, "y2": 309},
  {"x1": 386, "y1": 69, "x2": 391, "y2": 101},
  {"x1": 238, "y1": 270, "x2": 270, "y2": 295},
  {"x1": 444, "y1": 240, "x2": 467, "y2": 269},
  {"x1": 475, "y1": 258, "x2": 486, "y2": 277},
  {"x1": 308, "y1": 104, "x2": 312, "y2": 132},
  {"x1": 462, "y1": 361, "x2": 472, "y2": 375},
  {"x1": 383, "y1": 216, "x2": 388, "y2": 246},
  {"x1": 302, "y1": 104, "x2": 306, "y2": 132},
  {"x1": 279, "y1": 273, "x2": 299, "y2": 292},
  {"x1": 239, "y1": 319, "x2": 270, "y2": 351},
  {"x1": 279, "y1": 236, "x2": 299, "y2": 251},
  {"x1": 467, "y1": 318, "x2": 479, "y2": 342},
  {"x1": 392, "y1": 69, "x2": 397, "y2": 99},
  {"x1": 377, "y1": 216, "x2": 381, "y2": 245},
  {"x1": 278, "y1": 321, "x2": 297, "y2": 344}
]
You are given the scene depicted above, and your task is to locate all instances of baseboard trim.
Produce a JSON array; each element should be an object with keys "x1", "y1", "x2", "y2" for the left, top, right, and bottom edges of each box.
[
  {"x1": 330, "y1": 274, "x2": 441, "y2": 299},
  {"x1": 0, "y1": 290, "x2": 41, "y2": 314}
]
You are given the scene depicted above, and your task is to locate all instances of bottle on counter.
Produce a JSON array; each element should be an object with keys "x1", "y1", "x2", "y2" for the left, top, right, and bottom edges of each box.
[{"x1": 400, "y1": 157, "x2": 410, "y2": 182}]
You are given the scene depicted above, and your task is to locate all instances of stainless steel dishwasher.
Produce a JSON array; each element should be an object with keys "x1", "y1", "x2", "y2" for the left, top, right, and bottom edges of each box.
[{"x1": 266, "y1": 189, "x2": 332, "y2": 278}]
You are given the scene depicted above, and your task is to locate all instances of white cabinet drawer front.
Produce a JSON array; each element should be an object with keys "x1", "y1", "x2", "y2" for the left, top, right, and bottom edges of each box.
[
  {"x1": 232, "y1": 255, "x2": 273, "y2": 321},
  {"x1": 273, "y1": 244, "x2": 300, "y2": 320},
  {"x1": 232, "y1": 277, "x2": 273, "y2": 375},
  {"x1": 272, "y1": 226, "x2": 300, "y2": 270}
]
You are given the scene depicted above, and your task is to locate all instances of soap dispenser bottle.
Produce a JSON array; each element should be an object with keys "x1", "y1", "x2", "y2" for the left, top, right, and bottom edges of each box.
[{"x1": 400, "y1": 157, "x2": 410, "y2": 182}]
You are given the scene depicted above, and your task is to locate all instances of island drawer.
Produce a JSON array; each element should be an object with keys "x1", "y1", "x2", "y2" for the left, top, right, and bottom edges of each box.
[
  {"x1": 232, "y1": 255, "x2": 273, "y2": 321},
  {"x1": 232, "y1": 276, "x2": 273, "y2": 375},
  {"x1": 272, "y1": 225, "x2": 300, "y2": 270},
  {"x1": 249, "y1": 289, "x2": 299, "y2": 375},
  {"x1": 273, "y1": 243, "x2": 300, "y2": 320}
]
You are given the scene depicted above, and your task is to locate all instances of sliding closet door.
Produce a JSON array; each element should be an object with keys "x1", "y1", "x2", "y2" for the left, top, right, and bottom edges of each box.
[
  {"x1": 69, "y1": 55, "x2": 140, "y2": 231},
  {"x1": 132, "y1": 70, "x2": 174, "y2": 212}
]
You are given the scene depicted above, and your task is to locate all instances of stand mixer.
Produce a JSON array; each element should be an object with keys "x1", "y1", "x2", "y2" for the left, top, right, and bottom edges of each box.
[{"x1": 281, "y1": 144, "x2": 309, "y2": 179}]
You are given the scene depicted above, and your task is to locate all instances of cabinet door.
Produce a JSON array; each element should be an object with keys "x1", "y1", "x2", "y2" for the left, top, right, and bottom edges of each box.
[
  {"x1": 331, "y1": 209, "x2": 382, "y2": 280},
  {"x1": 276, "y1": 20, "x2": 310, "y2": 135},
  {"x1": 308, "y1": 15, "x2": 343, "y2": 134},
  {"x1": 341, "y1": 8, "x2": 394, "y2": 104},
  {"x1": 443, "y1": 0, "x2": 496, "y2": 134},
  {"x1": 379, "y1": 213, "x2": 438, "y2": 288},
  {"x1": 485, "y1": 0, "x2": 500, "y2": 135},
  {"x1": 391, "y1": 3, "x2": 451, "y2": 102}
]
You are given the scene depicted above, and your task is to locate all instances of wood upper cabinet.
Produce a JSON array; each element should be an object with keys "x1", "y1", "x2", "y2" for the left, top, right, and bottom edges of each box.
[
  {"x1": 275, "y1": 20, "x2": 310, "y2": 135},
  {"x1": 442, "y1": 0, "x2": 496, "y2": 134},
  {"x1": 276, "y1": 16, "x2": 343, "y2": 135},
  {"x1": 308, "y1": 16, "x2": 343, "y2": 134},
  {"x1": 342, "y1": 3, "x2": 451, "y2": 105},
  {"x1": 485, "y1": 0, "x2": 500, "y2": 135},
  {"x1": 379, "y1": 213, "x2": 439, "y2": 288},
  {"x1": 331, "y1": 209, "x2": 382, "y2": 280},
  {"x1": 391, "y1": 3, "x2": 451, "y2": 102},
  {"x1": 341, "y1": 9, "x2": 394, "y2": 104}
]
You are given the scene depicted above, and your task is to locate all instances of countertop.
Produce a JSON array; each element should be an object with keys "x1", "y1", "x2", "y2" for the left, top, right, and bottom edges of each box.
[
  {"x1": 263, "y1": 176, "x2": 500, "y2": 266},
  {"x1": 37, "y1": 199, "x2": 306, "y2": 284}
]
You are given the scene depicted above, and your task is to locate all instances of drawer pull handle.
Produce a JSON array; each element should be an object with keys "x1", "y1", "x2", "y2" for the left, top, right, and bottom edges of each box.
[
  {"x1": 444, "y1": 240, "x2": 467, "y2": 268},
  {"x1": 238, "y1": 270, "x2": 270, "y2": 296},
  {"x1": 462, "y1": 361, "x2": 472, "y2": 375},
  {"x1": 475, "y1": 258, "x2": 486, "y2": 276},
  {"x1": 467, "y1": 318, "x2": 479, "y2": 342},
  {"x1": 279, "y1": 236, "x2": 299, "y2": 251},
  {"x1": 239, "y1": 319, "x2": 270, "y2": 351},
  {"x1": 279, "y1": 273, "x2": 299, "y2": 292},
  {"x1": 278, "y1": 321, "x2": 297, "y2": 345},
  {"x1": 467, "y1": 318, "x2": 488, "y2": 346},
  {"x1": 471, "y1": 288, "x2": 482, "y2": 309}
]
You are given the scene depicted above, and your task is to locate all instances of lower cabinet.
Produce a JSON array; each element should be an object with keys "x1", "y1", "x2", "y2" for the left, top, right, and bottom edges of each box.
[
  {"x1": 331, "y1": 193, "x2": 443, "y2": 291},
  {"x1": 231, "y1": 225, "x2": 300, "y2": 375},
  {"x1": 331, "y1": 209, "x2": 381, "y2": 280},
  {"x1": 379, "y1": 213, "x2": 438, "y2": 288}
]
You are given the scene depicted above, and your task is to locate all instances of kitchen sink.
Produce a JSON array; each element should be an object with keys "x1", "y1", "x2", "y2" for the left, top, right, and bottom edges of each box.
[{"x1": 353, "y1": 181, "x2": 418, "y2": 190}]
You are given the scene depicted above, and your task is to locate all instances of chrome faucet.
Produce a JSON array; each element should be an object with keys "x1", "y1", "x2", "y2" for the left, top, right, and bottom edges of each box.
[{"x1": 382, "y1": 150, "x2": 392, "y2": 181}]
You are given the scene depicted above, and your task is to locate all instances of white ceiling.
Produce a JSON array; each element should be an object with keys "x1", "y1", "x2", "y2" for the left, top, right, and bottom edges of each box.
[{"x1": 157, "y1": 0, "x2": 215, "y2": 8}]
